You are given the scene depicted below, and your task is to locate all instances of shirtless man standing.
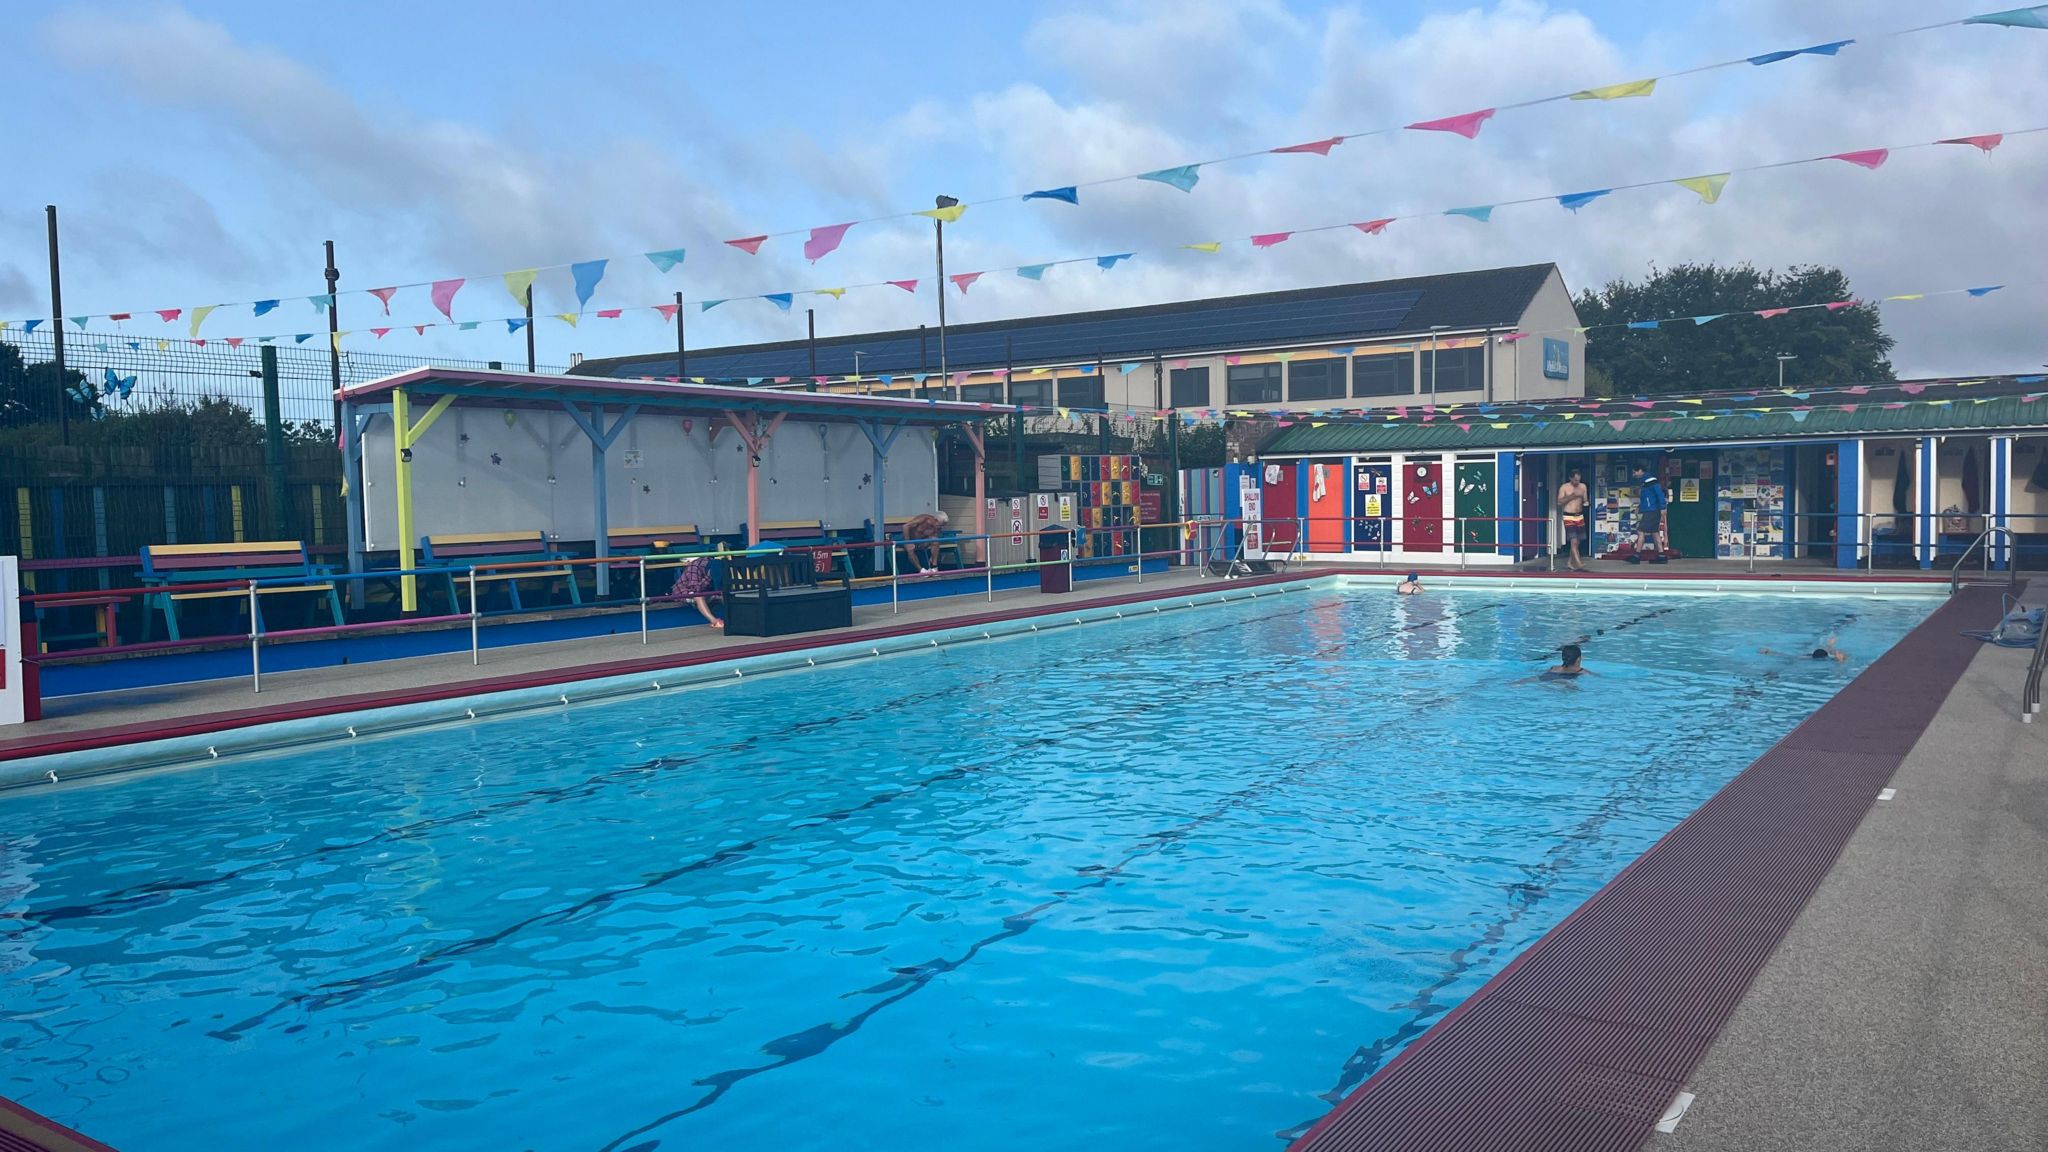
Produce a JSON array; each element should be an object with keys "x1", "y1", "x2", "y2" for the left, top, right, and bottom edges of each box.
[{"x1": 1558, "y1": 468, "x2": 1590, "y2": 571}]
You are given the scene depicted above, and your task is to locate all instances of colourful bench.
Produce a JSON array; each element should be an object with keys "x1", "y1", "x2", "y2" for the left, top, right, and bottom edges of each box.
[
  {"x1": 882, "y1": 516, "x2": 963, "y2": 571},
  {"x1": 140, "y1": 541, "x2": 342, "y2": 641},
  {"x1": 421, "y1": 531, "x2": 581, "y2": 613},
  {"x1": 606, "y1": 524, "x2": 708, "y2": 556}
]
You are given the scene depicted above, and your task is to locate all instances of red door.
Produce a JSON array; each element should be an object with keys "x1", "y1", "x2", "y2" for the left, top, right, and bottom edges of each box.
[
  {"x1": 1306, "y1": 462, "x2": 1346, "y2": 552},
  {"x1": 1402, "y1": 458, "x2": 1443, "y2": 553},
  {"x1": 1261, "y1": 463, "x2": 1299, "y2": 550}
]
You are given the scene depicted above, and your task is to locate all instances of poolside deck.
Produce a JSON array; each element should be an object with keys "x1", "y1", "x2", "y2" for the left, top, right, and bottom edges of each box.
[{"x1": 1292, "y1": 581, "x2": 2043, "y2": 1152}]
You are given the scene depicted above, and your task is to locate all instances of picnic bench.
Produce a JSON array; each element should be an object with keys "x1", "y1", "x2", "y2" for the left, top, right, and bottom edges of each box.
[
  {"x1": 140, "y1": 540, "x2": 343, "y2": 641},
  {"x1": 722, "y1": 553, "x2": 853, "y2": 637},
  {"x1": 881, "y1": 516, "x2": 964, "y2": 572},
  {"x1": 421, "y1": 531, "x2": 582, "y2": 613}
]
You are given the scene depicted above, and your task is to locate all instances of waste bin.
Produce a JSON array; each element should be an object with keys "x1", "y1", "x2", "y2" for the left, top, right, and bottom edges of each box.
[{"x1": 1038, "y1": 525, "x2": 1073, "y2": 594}]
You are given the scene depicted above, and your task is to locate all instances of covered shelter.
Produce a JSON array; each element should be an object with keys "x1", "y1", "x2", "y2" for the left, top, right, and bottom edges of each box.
[{"x1": 337, "y1": 367, "x2": 1009, "y2": 608}]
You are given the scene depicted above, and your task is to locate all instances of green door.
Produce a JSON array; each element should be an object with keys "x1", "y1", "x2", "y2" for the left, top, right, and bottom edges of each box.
[
  {"x1": 1454, "y1": 460, "x2": 1496, "y2": 551},
  {"x1": 1666, "y1": 454, "x2": 1716, "y2": 559}
]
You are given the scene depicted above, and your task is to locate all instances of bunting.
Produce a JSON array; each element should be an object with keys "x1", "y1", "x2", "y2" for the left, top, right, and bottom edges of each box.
[
  {"x1": 888, "y1": 280, "x2": 919, "y2": 293},
  {"x1": 1674, "y1": 173, "x2": 1731, "y2": 203},
  {"x1": 1829, "y1": 148, "x2": 1890, "y2": 169},
  {"x1": 725, "y1": 236, "x2": 768, "y2": 255},
  {"x1": 1557, "y1": 190, "x2": 1612, "y2": 212},
  {"x1": 1407, "y1": 109, "x2": 1495, "y2": 138},
  {"x1": 950, "y1": 272, "x2": 982, "y2": 294},
  {"x1": 1272, "y1": 137, "x2": 1344, "y2": 155},
  {"x1": 653, "y1": 304, "x2": 680, "y2": 321},
  {"x1": 814, "y1": 288, "x2": 846, "y2": 300},
  {"x1": 1023, "y1": 187, "x2": 1078, "y2": 205},
  {"x1": 555, "y1": 313, "x2": 578, "y2": 328},
  {"x1": 570, "y1": 259, "x2": 608, "y2": 307},
  {"x1": 1571, "y1": 78, "x2": 1657, "y2": 100},
  {"x1": 916, "y1": 203, "x2": 968, "y2": 223},
  {"x1": 764, "y1": 293, "x2": 793, "y2": 312},
  {"x1": 1250, "y1": 232, "x2": 1292, "y2": 248},
  {"x1": 1748, "y1": 39, "x2": 1854, "y2": 65},
  {"x1": 1096, "y1": 253, "x2": 1133, "y2": 270},
  {"x1": 253, "y1": 299, "x2": 279, "y2": 317},
  {"x1": 1017, "y1": 264, "x2": 1050, "y2": 280},
  {"x1": 188, "y1": 305, "x2": 216, "y2": 337},
  {"x1": 1353, "y1": 219, "x2": 1394, "y2": 234},
  {"x1": 645, "y1": 248, "x2": 687, "y2": 273},
  {"x1": 431, "y1": 278, "x2": 464, "y2": 320},
  {"x1": 803, "y1": 224, "x2": 854, "y2": 262},
  {"x1": 369, "y1": 287, "x2": 398, "y2": 314},
  {"x1": 1138, "y1": 165, "x2": 1201, "y2": 192},
  {"x1": 1445, "y1": 205, "x2": 1494, "y2": 222},
  {"x1": 1940, "y1": 133, "x2": 2004, "y2": 152},
  {"x1": 1965, "y1": 7, "x2": 2048, "y2": 29},
  {"x1": 1183, "y1": 243, "x2": 1222, "y2": 253},
  {"x1": 504, "y1": 269, "x2": 538, "y2": 308}
]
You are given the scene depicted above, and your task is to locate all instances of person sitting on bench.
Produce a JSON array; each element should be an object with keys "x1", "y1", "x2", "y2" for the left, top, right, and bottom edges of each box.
[
  {"x1": 667, "y1": 556, "x2": 723, "y2": 629},
  {"x1": 903, "y1": 510, "x2": 949, "y2": 574}
]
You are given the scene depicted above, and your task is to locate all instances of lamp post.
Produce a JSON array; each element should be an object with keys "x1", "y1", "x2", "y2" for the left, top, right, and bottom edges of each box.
[
  {"x1": 1777, "y1": 353, "x2": 1797, "y2": 389},
  {"x1": 931, "y1": 194, "x2": 959, "y2": 399}
]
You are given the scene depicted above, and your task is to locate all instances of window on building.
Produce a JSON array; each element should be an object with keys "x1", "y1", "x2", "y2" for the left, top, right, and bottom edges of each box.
[
  {"x1": 1057, "y1": 376, "x2": 1105, "y2": 409},
  {"x1": 960, "y1": 382, "x2": 1004, "y2": 403},
  {"x1": 1226, "y1": 362, "x2": 1283, "y2": 405},
  {"x1": 1287, "y1": 360, "x2": 1346, "y2": 401},
  {"x1": 1008, "y1": 378, "x2": 1052, "y2": 409},
  {"x1": 871, "y1": 388, "x2": 914, "y2": 399},
  {"x1": 1170, "y1": 366, "x2": 1211, "y2": 408},
  {"x1": 1351, "y1": 353, "x2": 1414, "y2": 397},
  {"x1": 1419, "y1": 346, "x2": 1487, "y2": 394}
]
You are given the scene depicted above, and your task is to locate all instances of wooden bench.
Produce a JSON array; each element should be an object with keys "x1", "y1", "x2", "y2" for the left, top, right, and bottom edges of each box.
[
  {"x1": 722, "y1": 553, "x2": 853, "y2": 637},
  {"x1": 606, "y1": 524, "x2": 709, "y2": 557},
  {"x1": 421, "y1": 531, "x2": 582, "y2": 613},
  {"x1": 140, "y1": 541, "x2": 342, "y2": 641},
  {"x1": 881, "y1": 516, "x2": 963, "y2": 571},
  {"x1": 743, "y1": 519, "x2": 854, "y2": 580}
]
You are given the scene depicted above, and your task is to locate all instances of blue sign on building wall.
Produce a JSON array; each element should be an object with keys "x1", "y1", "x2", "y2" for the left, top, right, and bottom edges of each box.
[{"x1": 1542, "y1": 338, "x2": 1571, "y2": 380}]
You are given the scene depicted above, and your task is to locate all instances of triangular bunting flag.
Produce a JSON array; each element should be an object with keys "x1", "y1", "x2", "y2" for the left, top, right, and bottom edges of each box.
[
  {"x1": 1884, "y1": 294, "x2": 1925, "y2": 301},
  {"x1": 1939, "y1": 134, "x2": 2004, "y2": 153},
  {"x1": 700, "y1": 300, "x2": 726, "y2": 312},
  {"x1": 156, "y1": 309, "x2": 181, "y2": 322},
  {"x1": 571, "y1": 259, "x2": 608, "y2": 306},
  {"x1": 253, "y1": 299, "x2": 279, "y2": 317},
  {"x1": 1251, "y1": 232, "x2": 1292, "y2": 248},
  {"x1": 1557, "y1": 189, "x2": 1611, "y2": 212},
  {"x1": 596, "y1": 308, "x2": 623, "y2": 318},
  {"x1": 504, "y1": 268, "x2": 538, "y2": 307},
  {"x1": 1183, "y1": 243, "x2": 1222, "y2": 253},
  {"x1": 1353, "y1": 218, "x2": 1394, "y2": 234},
  {"x1": 1627, "y1": 320, "x2": 1660, "y2": 330},
  {"x1": 293, "y1": 333, "x2": 311, "y2": 344},
  {"x1": 1097, "y1": 253, "x2": 1132, "y2": 270},
  {"x1": 1756, "y1": 307, "x2": 1791, "y2": 318},
  {"x1": 916, "y1": 203, "x2": 967, "y2": 223},
  {"x1": 1965, "y1": 8, "x2": 2048, "y2": 29},
  {"x1": 1966, "y1": 285, "x2": 2004, "y2": 296},
  {"x1": 458, "y1": 320, "x2": 481, "y2": 330},
  {"x1": 803, "y1": 224, "x2": 854, "y2": 262},
  {"x1": 1023, "y1": 187, "x2": 1078, "y2": 206},
  {"x1": 1829, "y1": 149, "x2": 1889, "y2": 169},
  {"x1": 763, "y1": 293, "x2": 793, "y2": 312},
  {"x1": 1674, "y1": 173, "x2": 1730, "y2": 204},
  {"x1": 371, "y1": 327, "x2": 391, "y2": 338},
  {"x1": 1272, "y1": 136, "x2": 1343, "y2": 156},
  {"x1": 1693, "y1": 314, "x2": 1724, "y2": 325},
  {"x1": 1138, "y1": 165, "x2": 1201, "y2": 192},
  {"x1": 814, "y1": 288, "x2": 845, "y2": 299},
  {"x1": 1570, "y1": 78, "x2": 1657, "y2": 100},
  {"x1": 1445, "y1": 205, "x2": 1494, "y2": 222},
  {"x1": 411, "y1": 325, "x2": 428, "y2": 335},
  {"x1": 430, "y1": 278, "x2": 464, "y2": 320},
  {"x1": 506, "y1": 318, "x2": 528, "y2": 333},
  {"x1": 950, "y1": 272, "x2": 982, "y2": 294},
  {"x1": 1120, "y1": 362, "x2": 1139, "y2": 374},
  {"x1": 332, "y1": 331, "x2": 350, "y2": 349},
  {"x1": 1406, "y1": 108, "x2": 1495, "y2": 138},
  {"x1": 725, "y1": 236, "x2": 768, "y2": 255},
  {"x1": 369, "y1": 287, "x2": 398, "y2": 314},
  {"x1": 188, "y1": 305, "x2": 217, "y2": 337},
  {"x1": 1017, "y1": 264, "x2": 1050, "y2": 280},
  {"x1": 309, "y1": 294, "x2": 333, "y2": 312},
  {"x1": 888, "y1": 280, "x2": 919, "y2": 293},
  {"x1": 654, "y1": 304, "x2": 680, "y2": 321},
  {"x1": 1748, "y1": 39, "x2": 1854, "y2": 65},
  {"x1": 644, "y1": 248, "x2": 687, "y2": 272}
]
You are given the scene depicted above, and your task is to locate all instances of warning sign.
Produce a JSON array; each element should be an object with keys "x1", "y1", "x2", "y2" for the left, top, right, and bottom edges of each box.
[
  {"x1": 1679, "y1": 478, "x2": 1701, "y2": 503},
  {"x1": 1364, "y1": 494, "x2": 1383, "y2": 519},
  {"x1": 1058, "y1": 494, "x2": 1074, "y2": 523}
]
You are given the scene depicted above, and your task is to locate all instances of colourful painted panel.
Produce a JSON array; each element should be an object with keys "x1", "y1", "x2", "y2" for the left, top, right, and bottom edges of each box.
[
  {"x1": 1261, "y1": 462, "x2": 1299, "y2": 550},
  {"x1": 1454, "y1": 460, "x2": 1496, "y2": 551},
  {"x1": 1353, "y1": 464, "x2": 1392, "y2": 549},
  {"x1": 1402, "y1": 459, "x2": 1443, "y2": 552},
  {"x1": 1306, "y1": 461, "x2": 1346, "y2": 552}
]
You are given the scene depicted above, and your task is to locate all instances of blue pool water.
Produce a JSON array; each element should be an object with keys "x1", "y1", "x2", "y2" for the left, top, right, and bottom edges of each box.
[{"x1": 0, "y1": 586, "x2": 1933, "y2": 1151}]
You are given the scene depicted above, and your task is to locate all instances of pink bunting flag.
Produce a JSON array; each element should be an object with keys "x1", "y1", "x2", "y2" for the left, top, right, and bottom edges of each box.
[
  {"x1": 1225, "y1": 355, "x2": 1242, "y2": 365},
  {"x1": 1631, "y1": 400, "x2": 1656, "y2": 409},
  {"x1": 1172, "y1": 360, "x2": 1189, "y2": 370},
  {"x1": 654, "y1": 304, "x2": 680, "y2": 321},
  {"x1": 1353, "y1": 219, "x2": 1394, "y2": 235},
  {"x1": 1824, "y1": 300, "x2": 1859, "y2": 310},
  {"x1": 1828, "y1": 149, "x2": 1888, "y2": 169},
  {"x1": 804, "y1": 222, "x2": 854, "y2": 262},
  {"x1": 1899, "y1": 383, "x2": 1926, "y2": 394},
  {"x1": 1272, "y1": 136, "x2": 1343, "y2": 156},
  {"x1": 1406, "y1": 109, "x2": 1495, "y2": 139},
  {"x1": 1882, "y1": 402, "x2": 1906, "y2": 409},
  {"x1": 430, "y1": 278, "x2": 465, "y2": 320},
  {"x1": 1454, "y1": 422, "x2": 1471, "y2": 432},
  {"x1": 1844, "y1": 385, "x2": 1869, "y2": 395},
  {"x1": 190, "y1": 339, "x2": 206, "y2": 348},
  {"x1": 889, "y1": 280, "x2": 920, "y2": 293},
  {"x1": 371, "y1": 327, "x2": 391, "y2": 338},
  {"x1": 1499, "y1": 332, "x2": 1528, "y2": 343},
  {"x1": 1839, "y1": 404, "x2": 1858, "y2": 413},
  {"x1": 413, "y1": 325, "x2": 428, "y2": 335},
  {"x1": 1251, "y1": 232, "x2": 1292, "y2": 248},
  {"x1": 589, "y1": 308, "x2": 619, "y2": 319},
  {"x1": 1939, "y1": 134, "x2": 2003, "y2": 154},
  {"x1": 949, "y1": 272, "x2": 982, "y2": 294},
  {"x1": 1756, "y1": 307, "x2": 1791, "y2": 319},
  {"x1": 725, "y1": 235, "x2": 769, "y2": 255},
  {"x1": 1608, "y1": 420, "x2": 1629, "y2": 431},
  {"x1": 369, "y1": 287, "x2": 398, "y2": 314},
  {"x1": 225, "y1": 337, "x2": 244, "y2": 348},
  {"x1": 156, "y1": 309, "x2": 181, "y2": 322}
]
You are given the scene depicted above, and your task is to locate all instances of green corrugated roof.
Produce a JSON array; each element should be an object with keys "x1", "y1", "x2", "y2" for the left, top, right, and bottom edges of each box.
[{"x1": 1260, "y1": 387, "x2": 2048, "y2": 455}]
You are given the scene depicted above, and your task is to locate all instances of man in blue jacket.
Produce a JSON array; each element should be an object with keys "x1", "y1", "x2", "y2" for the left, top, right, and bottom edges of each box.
[{"x1": 1633, "y1": 464, "x2": 1670, "y2": 557}]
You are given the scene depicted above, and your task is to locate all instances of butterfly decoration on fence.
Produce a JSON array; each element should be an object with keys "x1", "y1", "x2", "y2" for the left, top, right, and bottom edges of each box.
[{"x1": 102, "y1": 367, "x2": 138, "y2": 400}]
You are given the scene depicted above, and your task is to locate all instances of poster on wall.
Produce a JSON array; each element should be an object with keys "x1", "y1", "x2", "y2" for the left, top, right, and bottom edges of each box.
[
  {"x1": 1364, "y1": 494, "x2": 1383, "y2": 518},
  {"x1": 1035, "y1": 493, "x2": 1050, "y2": 520},
  {"x1": 1679, "y1": 478, "x2": 1700, "y2": 503},
  {"x1": 1058, "y1": 493, "x2": 1074, "y2": 524}
]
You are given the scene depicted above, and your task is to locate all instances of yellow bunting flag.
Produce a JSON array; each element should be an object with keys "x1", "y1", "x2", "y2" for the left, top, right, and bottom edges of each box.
[
  {"x1": 917, "y1": 203, "x2": 967, "y2": 223},
  {"x1": 1676, "y1": 398, "x2": 1704, "y2": 405},
  {"x1": 1570, "y1": 78, "x2": 1657, "y2": 101},
  {"x1": 1056, "y1": 407, "x2": 1070, "y2": 419},
  {"x1": 1884, "y1": 293, "x2": 1925, "y2": 301},
  {"x1": 188, "y1": 305, "x2": 217, "y2": 337},
  {"x1": 814, "y1": 288, "x2": 846, "y2": 299},
  {"x1": 1696, "y1": 414, "x2": 1718, "y2": 421},
  {"x1": 1030, "y1": 367, "x2": 1050, "y2": 375},
  {"x1": 1310, "y1": 421, "x2": 1327, "y2": 428},
  {"x1": 1491, "y1": 422, "x2": 1510, "y2": 429},
  {"x1": 331, "y1": 331, "x2": 349, "y2": 350},
  {"x1": 1184, "y1": 242, "x2": 1222, "y2": 253},
  {"x1": 504, "y1": 268, "x2": 538, "y2": 307},
  {"x1": 556, "y1": 313, "x2": 578, "y2": 327},
  {"x1": 1674, "y1": 173, "x2": 1730, "y2": 204}
]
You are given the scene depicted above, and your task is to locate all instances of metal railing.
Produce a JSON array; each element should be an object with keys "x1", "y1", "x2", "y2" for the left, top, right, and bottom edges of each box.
[
  {"x1": 2023, "y1": 613, "x2": 2046, "y2": 721},
  {"x1": 1948, "y1": 526, "x2": 2020, "y2": 595}
]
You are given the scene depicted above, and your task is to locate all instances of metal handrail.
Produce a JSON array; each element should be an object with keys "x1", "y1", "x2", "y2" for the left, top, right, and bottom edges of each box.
[
  {"x1": 1948, "y1": 525, "x2": 2019, "y2": 595},
  {"x1": 2022, "y1": 615, "x2": 2045, "y2": 721}
]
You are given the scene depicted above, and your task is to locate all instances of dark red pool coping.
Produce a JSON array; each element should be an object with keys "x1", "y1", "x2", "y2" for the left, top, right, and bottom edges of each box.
[
  {"x1": 1291, "y1": 582, "x2": 2006, "y2": 1152},
  {"x1": 0, "y1": 1096, "x2": 116, "y2": 1152}
]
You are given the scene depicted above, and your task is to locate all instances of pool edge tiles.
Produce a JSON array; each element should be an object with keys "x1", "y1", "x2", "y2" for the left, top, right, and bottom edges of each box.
[
  {"x1": 1287, "y1": 582, "x2": 2004, "y2": 1152},
  {"x1": 0, "y1": 574, "x2": 1327, "y2": 789}
]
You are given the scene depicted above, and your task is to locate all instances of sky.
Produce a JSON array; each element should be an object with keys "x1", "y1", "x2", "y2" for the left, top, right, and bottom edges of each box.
[{"x1": 2, "y1": 0, "x2": 2044, "y2": 380}]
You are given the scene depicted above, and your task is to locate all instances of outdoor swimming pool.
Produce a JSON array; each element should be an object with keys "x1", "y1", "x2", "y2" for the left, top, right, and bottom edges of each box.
[{"x1": 0, "y1": 585, "x2": 1935, "y2": 1151}]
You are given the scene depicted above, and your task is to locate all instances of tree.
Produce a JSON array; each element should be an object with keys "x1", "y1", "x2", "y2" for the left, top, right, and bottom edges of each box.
[
  {"x1": 1575, "y1": 263, "x2": 1895, "y2": 396},
  {"x1": 0, "y1": 341, "x2": 97, "y2": 426}
]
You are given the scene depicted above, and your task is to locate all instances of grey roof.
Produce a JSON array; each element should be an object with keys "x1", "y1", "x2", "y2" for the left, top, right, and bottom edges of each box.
[{"x1": 573, "y1": 264, "x2": 1559, "y2": 382}]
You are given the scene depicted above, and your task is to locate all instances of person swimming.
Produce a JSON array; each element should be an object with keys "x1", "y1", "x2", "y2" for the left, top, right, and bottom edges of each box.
[
  {"x1": 1396, "y1": 571, "x2": 1424, "y2": 595},
  {"x1": 1544, "y1": 643, "x2": 1586, "y2": 678},
  {"x1": 1760, "y1": 637, "x2": 1849, "y2": 663}
]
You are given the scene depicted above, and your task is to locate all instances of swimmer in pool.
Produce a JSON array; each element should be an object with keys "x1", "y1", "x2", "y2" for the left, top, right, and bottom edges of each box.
[
  {"x1": 1546, "y1": 643, "x2": 1587, "y2": 678},
  {"x1": 1760, "y1": 638, "x2": 1848, "y2": 663},
  {"x1": 1396, "y1": 571, "x2": 1424, "y2": 595}
]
